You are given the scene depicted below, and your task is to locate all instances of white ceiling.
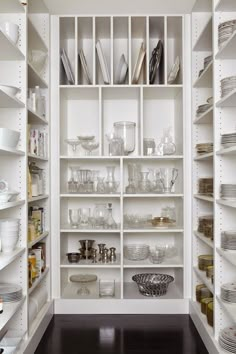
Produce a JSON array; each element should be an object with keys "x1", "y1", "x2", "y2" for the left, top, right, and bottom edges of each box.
[{"x1": 44, "y1": 0, "x2": 196, "y2": 15}]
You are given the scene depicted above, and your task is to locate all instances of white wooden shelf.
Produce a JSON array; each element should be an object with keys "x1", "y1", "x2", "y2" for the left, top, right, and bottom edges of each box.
[
  {"x1": 29, "y1": 301, "x2": 53, "y2": 337},
  {"x1": 216, "y1": 89, "x2": 236, "y2": 107},
  {"x1": 0, "y1": 200, "x2": 25, "y2": 211},
  {"x1": 60, "y1": 257, "x2": 121, "y2": 268},
  {"x1": 124, "y1": 282, "x2": 183, "y2": 299},
  {"x1": 0, "y1": 89, "x2": 25, "y2": 108},
  {"x1": 60, "y1": 155, "x2": 184, "y2": 160},
  {"x1": 28, "y1": 108, "x2": 48, "y2": 125},
  {"x1": 28, "y1": 153, "x2": 48, "y2": 161},
  {"x1": 194, "y1": 153, "x2": 213, "y2": 161},
  {"x1": 193, "y1": 61, "x2": 213, "y2": 88},
  {"x1": 216, "y1": 31, "x2": 236, "y2": 60},
  {"x1": 28, "y1": 232, "x2": 49, "y2": 249},
  {"x1": 28, "y1": 63, "x2": 48, "y2": 89},
  {"x1": 192, "y1": 0, "x2": 212, "y2": 12},
  {"x1": 124, "y1": 257, "x2": 183, "y2": 268},
  {"x1": 28, "y1": 268, "x2": 49, "y2": 295},
  {"x1": 194, "y1": 107, "x2": 213, "y2": 125},
  {"x1": 194, "y1": 231, "x2": 213, "y2": 248},
  {"x1": 60, "y1": 193, "x2": 120, "y2": 198},
  {"x1": 194, "y1": 267, "x2": 214, "y2": 293},
  {"x1": 0, "y1": 297, "x2": 25, "y2": 337},
  {"x1": 0, "y1": 30, "x2": 25, "y2": 61},
  {"x1": 216, "y1": 295, "x2": 236, "y2": 323},
  {"x1": 190, "y1": 300, "x2": 214, "y2": 337},
  {"x1": 62, "y1": 282, "x2": 121, "y2": 300},
  {"x1": 217, "y1": 199, "x2": 236, "y2": 208},
  {"x1": 216, "y1": 247, "x2": 236, "y2": 267},
  {"x1": 61, "y1": 226, "x2": 120, "y2": 233},
  {"x1": 123, "y1": 194, "x2": 184, "y2": 198},
  {"x1": 0, "y1": 0, "x2": 25, "y2": 13},
  {"x1": 124, "y1": 228, "x2": 184, "y2": 233},
  {"x1": 193, "y1": 17, "x2": 212, "y2": 52},
  {"x1": 215, "y1": 0, "x2": 236, "y2": 11},
  {"x1": 28, "y1": 195, "x2": 49, "y2": 203},
  {"x1": 216, "y1": 146, "x2": 236, "y2": 156},
  {"x1": 194, "y1": 194, "x2": 214, "y2": 202},
  {"x1": 0, "y1": 146, "x2": 25, "y2": 156},
  {"x1": 28, "y1": 18, "x2": 48, "y2": 52},
  {"x1": 0, "y1": 248, "x2": 25, "y2": 271}
]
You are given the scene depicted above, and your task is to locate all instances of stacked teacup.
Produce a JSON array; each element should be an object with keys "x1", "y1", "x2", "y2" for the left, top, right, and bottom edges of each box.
[{"x1": 0, "y1": 218, "x2": 20, "y2": 253}]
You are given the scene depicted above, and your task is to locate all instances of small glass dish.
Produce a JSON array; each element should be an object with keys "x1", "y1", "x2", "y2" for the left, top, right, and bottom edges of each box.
[
  {"x1": 149, "y1": 248, "x2": 165, "y2": 264},
  {"x1": 99, "y1": 279, "x2": 115, "y2": 298}
]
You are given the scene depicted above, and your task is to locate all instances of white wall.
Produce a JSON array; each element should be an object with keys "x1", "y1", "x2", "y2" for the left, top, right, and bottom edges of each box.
[{"x1": 45, "y1": 0, "x2": 195, "y2": 15}]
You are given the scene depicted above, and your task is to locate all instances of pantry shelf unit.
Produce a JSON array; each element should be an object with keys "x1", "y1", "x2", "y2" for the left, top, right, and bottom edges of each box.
[{"x1": 51, "y1": 13, "x2": 189, "y2": 314}]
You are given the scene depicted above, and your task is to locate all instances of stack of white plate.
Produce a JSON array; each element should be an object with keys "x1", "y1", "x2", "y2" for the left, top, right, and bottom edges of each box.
[
  {"x1": 221, "y1": 132, "x2": 236, "y2": 148},
  {"x1": 218, "y1": 20, "x2": 236, "y2": 48},
  {"x1": 0, "y1": 218, "x2": 19, "y2": 253},
  {"x1": 221, "y1": 231, "x2": 236, "y2": 250},
  {"x1": 219, "y1": 326, "x2": 236, "y2": 353},
  {"x1": 196, "y1": 143, "x2": 213, "y2": 154},
  {"x1": 221, "y1": 184, "x2": 236, "y2": 200},
  {"x1": 221, "y1": 282, "x2": 236, "y2": 303},
  {"x1": 221, "y1": 76, "x2": 236, "y2": 98},
  {"x1": 196, "y1": 103, "x2": 212, "y2": 117},
  {"x1": 204, "y1": 55, "x2": 212, "y2": 68},
  {"x1": 0, "y1": 283, "x2": 22, "y2": 303}
]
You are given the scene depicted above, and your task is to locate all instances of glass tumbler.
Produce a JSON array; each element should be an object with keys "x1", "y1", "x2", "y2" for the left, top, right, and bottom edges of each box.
[
  {"x1": 143, "y1": 138, "x2": 156, "y2": 156},
  {"x1": 79, "y1": 208, "x2": 91, "y2": 227},
  {"x1": 99, "y1": 279, "x2": 115, "y2": 298},
  {"x1": 69, "y1": 209, "x2": 81, "y2": 228},
  {"x1": 114, "y1": 121, "x2": 136, "y2": 155}
]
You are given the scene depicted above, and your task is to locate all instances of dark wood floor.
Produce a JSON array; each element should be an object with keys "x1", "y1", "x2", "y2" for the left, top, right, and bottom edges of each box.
[{"x1": 35, "y1": 315, "x2": 208, "y2": 354}]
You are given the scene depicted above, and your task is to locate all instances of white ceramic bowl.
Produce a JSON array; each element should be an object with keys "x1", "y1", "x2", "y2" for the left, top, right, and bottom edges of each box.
[
  {"x1": 0, "y1": 191, "x2": 19, "y2": 203},
  {"x1": 0, "y1": 128, "x2": 20, "y2": 148},
  {"x1": 1, "y1": 236, "x2": 19, "y2": 252},
  {"x1": 0, "y1": 85, "x2": 20, "y2": 97},
  {"x1": 0, "y1": 22, "x2": 19, "y2": 44}
]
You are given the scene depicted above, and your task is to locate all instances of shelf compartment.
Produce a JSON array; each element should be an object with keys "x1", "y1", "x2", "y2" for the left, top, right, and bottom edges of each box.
[
  {"x1": 0, "y1": 30, "x2": 25, "y2": 61},
  {"x1": 28, "y1": 63, "x2": 48, "y2": 89},
  {"x1": 28, "y1": 195, "x2": 49, "y2": 203},
  {"x1": 167, "y1": 17, "x2": 183, "y2": 85},
  {"x1": 28, "y1": 18, "x2": 48, "y2": 52},
  {"x1": 0, "y1": 200, "x2": 25, "y2": 211},
  {"x1": 149, "y1": 17, "x2": 165, "y2": 85},
  {"x1": 28, "y1": 231, "x2": 49, "y2": 249},
  {"x1": 0, "y1": 0, "x2": 25, "y2": 13},
  {"x1": 194, "y1": 194, "x2": 214, "y2": 203},
  {"x1": 28, "y1": 108, "x2": 48, "y2": 125},
  {"x1": 216, "y1": 31, "x2": 236, "y2": 60},
  {"x1": 215, "y1": 0, "x2": 236, "y2": 11},
  {"x1": 0, "y1": 248, "x2": 25, "y2": 271},
  {"x1": 113, "y1": 17, "x2": 129, "y2": 85},
  {"x1": 216, "y1": 247, "x2": 236, "y2": 267},
  {"x1": 217, "y1": 199, "x2": 236, "y2": 208},
  {"x1": 193, "y1": 17, "x2": 212, "y2": 52},
  {"x1": 77, "y1": 17, "x2": 93, "y2": 85},
  {"x1": 194, "y1": 267, "x2": 214, "y2": 293},
  {"x1": 131, "y1": 17, "x2": 147, "y2": 85},
  {"x1": 95, "y1": 17, "x2": 111, "y2": 85},
  {"x1": 194, "y1": 231, "x2": 213, "y2": 248},
  {"x1": 0, "y1": 297, "x2": 25, "y2": 337},
  {"x1": 216, "y1": 89, "x2": 236, "y2": 107},
  {"x1": 193, "y1": 61, "x2": 213, "y2": 88},
  {"x1": 194, "y1": 106, "x2": 213, "y2": 125},
  {"x1": 0, "y1": 146, "x2": 25, "y2": 156},
  {"x1": 29, "y1": 267, "x2": 49, "y2": 295},
  {"x1": 216, "y1": 295, "x2": 236, "y2": 323},
  {"x1": 216, "y1": 146, "x2": 236, "y2": 156},
  {"x1": 194, "y1": 152, "x2": 213, "y2": 161},
  {"x1": 60, "y1": 17, "x2": 76, "y2": 86},
  {"x1": 0, "y1": 89, "x2": 25, "y2": 108}
]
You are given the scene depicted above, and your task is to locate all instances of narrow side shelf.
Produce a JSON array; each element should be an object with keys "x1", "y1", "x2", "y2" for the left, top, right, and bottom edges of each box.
[
  {"x1": 216, "y1": 146, "x2": 236, "y2": 156},
  {"x1": 28, "y1": 195, "x2": 49, "y2": 203},
  {"x1": 0, "y1": 90, "x2": 25, "y2": 108},
  {"x1": 194, "y1": 194, "x2": 214, "y2": 203},
  {"x1": 193, "y1": 61, "x2": 213, "y2": 88},
  {"x1": 217, "y1": 199, "x2": 236, "y2": 209},
  {"x1": 216, "y1": 31, "x2": 236, "y2": 60},
  {"x1": 0, "y1": 200, "x2": 25, "y2": 211},
  {"x1": 194, "y1": 231, "x2": 213, "y2": 248},
  {"x1": 0, "y1": 146, "x2": 25, "y2": 156},
  {"x1": 0, "y1": 248, "x2": 25, "y2": 271},
  {"x1": 28, "y1": 232, "x2": 49, "y2": 249},
  {"x1": 194, "y1": 153, "x2": 213, "y2": 161},
  {"x1": 216, "y1": 247, "x2": 236, "y2": 267},
  {"x1": 29, "y1": 268, "x2": 49, "y2": 295},
  {"x1": 193, "y1": 107, "x2": 213, "y2": 125},
  {"x1": 28, "y1": 153, "x2": 48, "y2": 161},
  {"x1": 216, "y1": 89, "x2": 236, "y2": 107},
  {"x1": 28, "y1": 63, "x2": 48, "y2": 89},
  {"x1": 0, "y1": 297, "x2": 25, "y2": 337},
  {"x1": 0, "y1": 30, "x2": 25, "y2": 61},
  {"x1": 194, "y1": 267, "x2": 214, "y2": 293},
  {"x1": 215, "y1": 0, "x2": 236, "y2": 12},
  {"x1": 216, "y1": 295, "x2": 236, "y2": 323},
  {"x1": 28, "y1": 108, "x2": 48, "y2": 125},
  {"x1": 193, "y1": 17, "x2": 212, "y2": 52}
]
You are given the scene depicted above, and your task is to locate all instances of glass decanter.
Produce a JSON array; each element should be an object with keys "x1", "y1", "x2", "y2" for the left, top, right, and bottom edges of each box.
[
  {"x1": 126, "y1": 163, "x2": 138, "y2": 194},
  {"x1": 138, "y1": 171, "x2": 151, "y2": 193},
  {"x1": 105, "y1": 203, "x2": 117, "y2": 229},
  {"x1": 105, "y1": 166, "x2": 119, "y2": 193},
  {"x1": 158, "y1": 127, "x2": 176, "y2": 156}
]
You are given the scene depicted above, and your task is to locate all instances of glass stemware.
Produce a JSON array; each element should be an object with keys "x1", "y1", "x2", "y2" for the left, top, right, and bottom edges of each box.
[
  {"x1": 158, "y1": 168, "x2": 178, "y2": 193},
  {"x1": 65, "y1": 139, "x2": 80, "y2": 154},
  {"x1": 81, "y1": 141, "x2": 99, "y2": 156},
  {"x1": 69, "y1": 209, "x2": 81, "y2": 228},
  {"x1": 79, "y1": 208, "x2": 91, "y2": 227}
]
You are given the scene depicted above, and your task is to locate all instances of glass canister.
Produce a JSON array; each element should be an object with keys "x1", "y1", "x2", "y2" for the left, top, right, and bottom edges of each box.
[
  {"x1": 114, "y1": 121, "x2": 136, "y2": 155},
  {"x1": 93, "y1": 204, "x2": 108, "y2": 229}
]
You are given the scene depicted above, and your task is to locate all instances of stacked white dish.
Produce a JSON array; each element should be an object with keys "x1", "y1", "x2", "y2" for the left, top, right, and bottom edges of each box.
[
  {"x1": 220, "y1": 184, "x2": 236, "y2": 200},
  {"x1": 219, "y1": 326, "x2": 236, "y2": 353},
  {"x1": 218, "y1": 20, "x2": 236, "y2": 48},
  {"x1": 221, "y1": 76, "x2": 236, "y2": 98},
  {"x1": 124, "y1": 244, "x2": 149, "y2": 261},
  {"x1": 221, "y1": 132, "x2": 236, "y2": 148},
  {"x1": 0, "y1": 283, "x2": 22, "y2": 302},
  {"x1": 221, "y1": 231, "x2": 236, "y2": 250},
  {"x1": 221, "y1": 282, "x2": 236, "y2": 303},
  {"x1": 196, "y1": 103, "x2": 212, "y2": 117},
  {"x1": 0, "y1": 218, "x2": 19, "y2": 253}
]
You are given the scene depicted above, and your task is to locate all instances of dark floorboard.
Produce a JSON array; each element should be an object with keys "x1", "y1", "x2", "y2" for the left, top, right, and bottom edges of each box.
[{"x1": 35, "y1": 315, "x2": 209, "y2": 354}]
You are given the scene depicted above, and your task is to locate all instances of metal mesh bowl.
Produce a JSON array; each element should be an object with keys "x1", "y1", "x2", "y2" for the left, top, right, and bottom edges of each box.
[{"x1": 132, "y1": 273, "x2": 174, "y2": 297}]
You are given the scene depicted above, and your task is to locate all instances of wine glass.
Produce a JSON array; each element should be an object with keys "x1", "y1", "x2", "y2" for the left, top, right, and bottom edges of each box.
[
  {"x1": 81, "y1": 141, "x2": 99, "y2": 156},
  {"x1": 69, "y1": 209, "x2": 81, "y2": 228},
  {"x1": 65, "y1": 139, "x2": 80, "y2": 154}
]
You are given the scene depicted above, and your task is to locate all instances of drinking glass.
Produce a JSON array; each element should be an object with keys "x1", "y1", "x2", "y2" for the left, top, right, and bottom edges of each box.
[
  {"x1": 93, "y1": 204, "x2": 108, "y2": 228},
  {"x1": 143, "y1": 138, "x2": 156, "y2": 156},
  {"x1": 69, "y1": 209, "x2": 81, "y2": 228},
  {"x1": 99, "y1": 279, "x2": 115, "y2": 297},
  {"x1": 138, "y1": 172, "x2": 151, "y2": 193},
  {"x1": 159, "y1": 168, "x2": 178, "y2": 193},
  {"x1": 79, "y1": 208, "x2": 91, "y2": 227}
]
